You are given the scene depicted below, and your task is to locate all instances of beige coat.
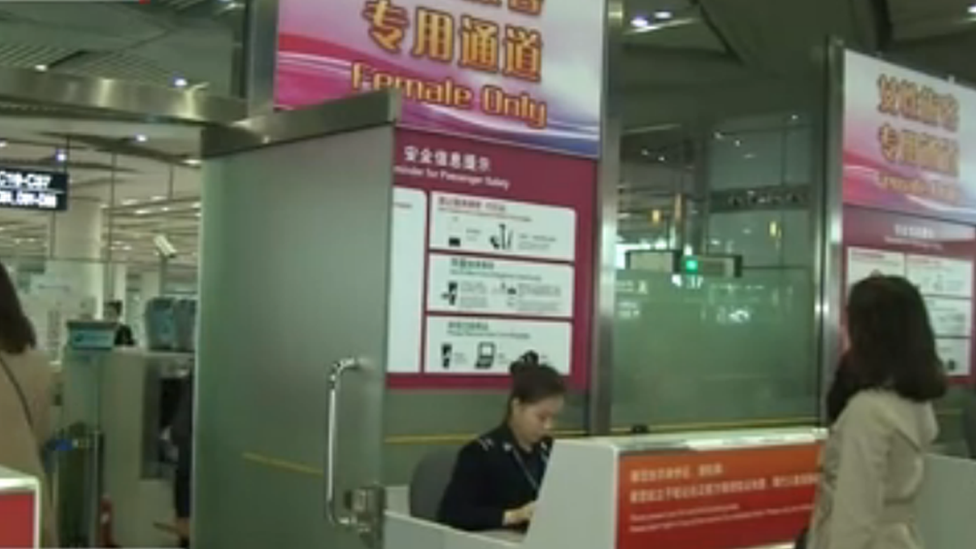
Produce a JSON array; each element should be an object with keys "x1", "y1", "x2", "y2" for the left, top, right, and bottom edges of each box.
[
  {"x1": 808, "y1": 390, "x2": 938, "y2": 549},
  {"x1": 0, "y1": 349, "x2": 57, "y2": 547}
]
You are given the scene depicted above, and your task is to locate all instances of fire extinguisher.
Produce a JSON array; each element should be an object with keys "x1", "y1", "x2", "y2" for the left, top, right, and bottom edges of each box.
[{"x1": 99, "y1": 496, "x2": 118, "y2": 548}]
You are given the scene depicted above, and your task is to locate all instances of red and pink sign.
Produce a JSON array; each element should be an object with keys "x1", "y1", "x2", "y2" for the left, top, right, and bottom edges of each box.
[
  {"x1": 842, "y1": 50, "x2": 972, "y2": 224},
  {"x1": 275, "y1": 0, "x2": 606, "y2": 158},
  {"x1": 0, "y1": 490, "x2": 36, "y2": 548},
  {"x1": 841, "y1": 50, "x2": 976, "y2": 380},
  {"x1": 616, "y1": 444, "x2": 821, "y2": 549},
  {"x1": 387, "y1": 128, "x2": 595, "y2": 389}
]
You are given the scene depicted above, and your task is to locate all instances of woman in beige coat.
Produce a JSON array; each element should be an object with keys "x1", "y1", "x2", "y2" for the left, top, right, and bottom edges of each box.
[
  {"x1": 807, "y1": 276, "x2": 946, "y2": 549},
  {"x1": 0, "y1": 262, "x2": 57, "y2": 547}
]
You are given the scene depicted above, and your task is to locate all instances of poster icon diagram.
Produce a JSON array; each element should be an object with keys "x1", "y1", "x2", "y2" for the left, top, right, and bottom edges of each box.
[
  {"x1": 475, "y1": 342, "x2": 496, "y2": 370},
  {"x1": 442, "y1": 282, "x2": 459, "y2": 306},
  {"x1": 441, "y1": 343, "x2": 453, "y2": 369},
  {"x1": 490, "y1": 224, "x2": 513, "y2": 251}
]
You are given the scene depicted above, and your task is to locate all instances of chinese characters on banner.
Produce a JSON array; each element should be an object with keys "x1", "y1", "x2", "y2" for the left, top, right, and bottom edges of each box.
[
  {"x1": 275, "y1": 0, "x2": 606, "y2": 156},
  {"x1": 842, "y1": 51, "x2": 973, "y2": 223},
  {"x1": 617, "y1": 445, "x2": 821, "y2": 549}
]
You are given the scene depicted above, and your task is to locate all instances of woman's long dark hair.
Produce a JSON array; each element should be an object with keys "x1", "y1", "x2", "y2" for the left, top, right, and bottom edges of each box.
[
  {"x1": 846, "y1": 276, "x2": 946, "y2": 402},
  {"x1": 0, "y1": 262, "x2": 36, "y2": 354}
]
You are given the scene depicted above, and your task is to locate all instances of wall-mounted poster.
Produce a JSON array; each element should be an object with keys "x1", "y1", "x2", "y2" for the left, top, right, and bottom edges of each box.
[
  {"x1": 386, "y1": 128, "x2": 595, "y2": 389},
  {"x1": 843, "y1": 207, "x2": 976, "y2": 378}
]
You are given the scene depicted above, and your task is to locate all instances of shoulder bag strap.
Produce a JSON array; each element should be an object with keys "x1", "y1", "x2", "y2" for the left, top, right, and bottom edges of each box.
[{"x1": 0, "y1": 353, "x2": 34, "y2": 430}]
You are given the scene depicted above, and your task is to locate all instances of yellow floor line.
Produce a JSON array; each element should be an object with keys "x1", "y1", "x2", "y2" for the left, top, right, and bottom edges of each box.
[
  {"x1": 242, "y1": 452, "x2": 323, "y2": 478},
  {"x1": 243, "y1": 409, "x2": 965, "y2": 475}
]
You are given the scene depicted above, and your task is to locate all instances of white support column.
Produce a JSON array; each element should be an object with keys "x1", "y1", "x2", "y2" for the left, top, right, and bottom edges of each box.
[
  {"x1": 140, "y1": 269, "x2": 162, "y2": 301},
  {"x1": 110, "y1": 263, "x2": 127, "y2": 300},
  {"x1": 49, "y1": 197, "x2": 104, "y2": 320}
]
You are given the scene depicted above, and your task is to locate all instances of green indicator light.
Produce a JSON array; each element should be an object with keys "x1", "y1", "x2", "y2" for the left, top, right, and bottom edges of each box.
[{"x1": 684, "y1": 258, "x2": 699, "y2": 272}]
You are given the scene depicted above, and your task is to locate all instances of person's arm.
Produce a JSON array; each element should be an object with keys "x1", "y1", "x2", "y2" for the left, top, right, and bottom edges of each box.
[
  {"x1": 438, "y1": 444, "x2": 507, "y2": 531},
  {"x1": 826, "y1": 394, "x2": 891, "y2": 549}
]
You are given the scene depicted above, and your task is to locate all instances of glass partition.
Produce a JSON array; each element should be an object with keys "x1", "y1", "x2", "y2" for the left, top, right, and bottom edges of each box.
[{"x1": 613, "y1": 100, "x2": 823, "y2": 430}]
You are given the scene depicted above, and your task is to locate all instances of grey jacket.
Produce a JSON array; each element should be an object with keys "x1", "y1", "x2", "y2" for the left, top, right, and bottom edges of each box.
[{"x1": 808, "y1": 390, "x2": 938, "y2": 549}]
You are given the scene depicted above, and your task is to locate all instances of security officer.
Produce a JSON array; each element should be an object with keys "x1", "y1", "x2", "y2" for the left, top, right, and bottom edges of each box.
[{"x1": 438, "y1": 352, "x2": 566, "y2": 531}]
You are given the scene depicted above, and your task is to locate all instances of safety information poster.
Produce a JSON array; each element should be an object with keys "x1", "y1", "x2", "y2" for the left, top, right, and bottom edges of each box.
[
  {"x1": 386, "y1": 128, "x2": 595, "y2": 388},
  {"x1": 844, "y1": 208, "x2": 976, "y2": 378}
]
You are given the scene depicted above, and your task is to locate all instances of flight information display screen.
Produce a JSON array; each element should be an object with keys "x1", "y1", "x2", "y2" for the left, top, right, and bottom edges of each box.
[{"x1": 0, "y1": 168, "x2": 69, "y2": 211}]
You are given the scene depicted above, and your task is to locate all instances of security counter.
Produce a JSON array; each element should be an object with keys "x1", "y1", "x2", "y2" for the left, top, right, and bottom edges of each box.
[
  {"x1": 386, "y1": 427, "x2": 825, "y2": 549},
  {"x1": 0, "y1": 464, "x2": 40, "y2": 548}
]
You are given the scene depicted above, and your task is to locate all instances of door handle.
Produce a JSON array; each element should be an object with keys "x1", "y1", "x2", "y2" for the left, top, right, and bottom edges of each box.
[
  {"x1": 324, "y1": 358, "x2": 386, "y2": 547},
  {"x1": 325, "y1": 358, "x2": 360, "y2": 528}
]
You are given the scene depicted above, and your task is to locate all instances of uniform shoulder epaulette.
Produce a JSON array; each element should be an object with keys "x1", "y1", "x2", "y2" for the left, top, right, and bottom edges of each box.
[{"x1": 476, "y1": 437, "x2": 495, "y2": 451}]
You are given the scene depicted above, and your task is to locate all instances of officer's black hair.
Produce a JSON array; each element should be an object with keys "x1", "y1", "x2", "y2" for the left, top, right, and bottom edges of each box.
[{"x1": 506, "y1": 351, "x2": 565, "y2": 415}]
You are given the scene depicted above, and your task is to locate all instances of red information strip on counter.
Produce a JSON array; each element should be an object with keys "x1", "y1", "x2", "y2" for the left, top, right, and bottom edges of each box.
[
  {"x1": 0, "y1": 491, "x2": 36, "y2": 548},
  {"x1": 617, "y1": 444, "x2": 820, "y2": 549}
]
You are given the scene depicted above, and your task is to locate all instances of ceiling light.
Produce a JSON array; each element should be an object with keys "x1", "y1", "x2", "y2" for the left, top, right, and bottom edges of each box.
[
  {"x1": 135, "y1": 134, "x2": 148, "y2": 143},
  {"x1": 55, "y1": 151, "x2": 67, "y2": 162},
  {"x1": 969, "y1": 4, "x2": 976, "y2": 15},
  {"x1": 122, "y1": 199, "x2": 138, "y2": 206},
  {"x1": 0, "y1": 140, "x2": 7, "y2": 148},
  {"x1": 162, "y1": 207, "x2": 171, "y2": 212},
  {"x1": 631, "y1": 15, "x2": 650, "y2": 28},
  {"x1": 193, "y1": 202, "x2": 201, "y2": 208},
  {"x1": 654, "y1": 10, "x2": 673, "y2": 20},
  {"x1": 34, "y1": 64, "x2": 48, "y2": 72},
  {"x1": 151, "y1": 195, "x2": 165, "y2": 201},
  {"x1": 173, "y1": 77, "x2": 188, "y2": 88},
  {"x1": 184, "y1": 158, "x2": 201, "y2": 166},
  {"x1": 135, "y1": 209, "x2": 150, "y2": 215}
]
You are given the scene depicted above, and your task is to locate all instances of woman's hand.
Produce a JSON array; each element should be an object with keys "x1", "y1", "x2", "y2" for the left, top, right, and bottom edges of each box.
[{"x1": 503, "y1": 502, "x2": 535, "y2": 526}]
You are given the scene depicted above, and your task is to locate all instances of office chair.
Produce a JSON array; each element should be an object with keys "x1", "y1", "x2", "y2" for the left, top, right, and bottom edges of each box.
[{"x1": 408, "y1": 449, "x2": 459, "y2": 521}]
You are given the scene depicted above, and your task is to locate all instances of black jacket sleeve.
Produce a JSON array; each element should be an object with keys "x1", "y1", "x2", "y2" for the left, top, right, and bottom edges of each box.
[
  {"x1": 826, "y1": 360, "x2": 858, "y2": 425},
  {"x1": 438, "y1": 443, "x2": 506, "y2": 531}
]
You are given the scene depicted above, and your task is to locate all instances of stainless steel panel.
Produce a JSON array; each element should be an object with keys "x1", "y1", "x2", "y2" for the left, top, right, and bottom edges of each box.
[
  {"x1": 239, "y1": 0, "x2": 280, "y2": 113},
  {"x1": 201, "y1": 90, "x2": 401, "y2": 158},
  {"x1": 816, "y1": 38, "x2": 846, "y2": 422},
  {"x1": 588, "y1": 0, "x2": 624, "y2": 435},
  {"x1": 0, "y1": 66, "x2": 246, "y2": 124},
  {"x1": 194, "y1": 124, "x2": 395, "y2": 549}
]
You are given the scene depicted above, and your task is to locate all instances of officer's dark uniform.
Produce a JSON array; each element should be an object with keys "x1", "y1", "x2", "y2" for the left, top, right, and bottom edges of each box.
[{"x1": 438, "y1": 424, "x2": 552, "y2": 532}]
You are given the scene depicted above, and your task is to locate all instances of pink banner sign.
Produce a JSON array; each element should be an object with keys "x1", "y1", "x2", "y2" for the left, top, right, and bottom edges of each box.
[
  {"x1": 842, "y1": 50, "x2": 973, "y2": 223},
  {"x1": 275, "y1": 0, "x2": 606, "y2": 158}
]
